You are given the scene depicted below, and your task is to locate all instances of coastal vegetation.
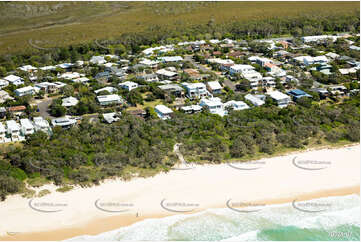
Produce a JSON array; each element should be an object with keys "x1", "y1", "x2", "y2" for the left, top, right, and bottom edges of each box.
[
  {"x1": 0, "y1": 2, "x2": 359, "y2": 55},
  {"x1": 0, "y1": 94, "x2": 359, "y2": 200}
]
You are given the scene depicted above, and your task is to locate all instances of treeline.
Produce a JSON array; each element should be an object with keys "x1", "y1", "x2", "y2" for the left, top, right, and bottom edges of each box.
[
  {"x1": 0, "y1": 95, "x2": 359, "y2": 200},
  {"x1": 0, "y1": 11, "x2": 359, "y2": 71}
]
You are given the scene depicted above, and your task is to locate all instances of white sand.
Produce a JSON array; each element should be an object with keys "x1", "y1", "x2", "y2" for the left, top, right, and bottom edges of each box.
[{"x1": 0, "y1": 145, "x2": 359, "y2": 237}]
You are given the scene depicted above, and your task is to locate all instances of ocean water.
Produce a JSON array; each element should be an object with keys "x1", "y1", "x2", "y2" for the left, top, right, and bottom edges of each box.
[{"x1": 67, "y1": 195, "x2": 360, "y2": 241}]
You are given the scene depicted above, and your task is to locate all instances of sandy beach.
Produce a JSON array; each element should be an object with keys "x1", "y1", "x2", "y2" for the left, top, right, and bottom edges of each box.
[{"x1": 0, "y1": 144, "x2": 359, "y2": 241}]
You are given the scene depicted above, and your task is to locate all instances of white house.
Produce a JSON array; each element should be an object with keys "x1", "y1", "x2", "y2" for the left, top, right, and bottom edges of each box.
[
  {"x1": 6, "y1": 120, "x2": 21, "y2": 142},
  {"x1": 301, "y1": 35, "x2": 338, "y2": 43},
  {"x1": 261, "y1": 77, "x2": 276, "y2": 88},
  {"x1": 33, "y1": 117, "x2": 51, "y2": 134},
  {"x1": 40, "y1": 65, "x2": 57, "y2": 71},
  {"x1": 102, "y1": 112, "x2": 121, "y2": 124},
  {"x1": 267, "y1": 91, "x2": 291, "y2": 108},
  {"x1": 56, "y1": 63, "x2": 74, "y2": 69},
  {"x1": 229, "y1": 65, "x2": 262, "y2": 86},
  {"x1": 156, "y1": 69, "x2": 178, "y2": 80},
  {"x1": 94, "y1": 86, "x2": 118, "y2": 94},
  {"x1": 158, "y1": 56, "x2": 183, "y2": 63},
  {"x1": 207, "y1": 81, "x2": 222, "y2": 94},
  {"x1": 20, "y1": 118, "x2": 35, "y2": 136},
  {"x1": 225, "y1": 100, "x2": 250, "y2": 111},
  {"x1": 35, "y1": 82, "x2": 66, "y2": 93},
  {"x1": 139, "y1": 58, "x2": 159, "y2": 68},
  {"x1": 14, "y1": 86, "x2": 37, "y2": 97},
  {"x1": 3, "y1": 75, "x2": 23, "y2": 86},
  {"x1": 97, "y1": 94, "x2": 122, "y2": 106},
  {"x1": 155, "y1": 105, "x2": 173, "y2": 120},
  {"x1": 51, "y1": 116, "x2": 77, "y2": 129},
  {"x1": 59, "y1": 72, "x2": 81, "y2": 80},
  {"x1": 182, "y1": 82, "x2": 211, "y2": 99},
  {"x1": 245, "y1": 94, "x2": 265, "y2": 106},
  {"x1": 90, "y1": 56, "x2": 107, "y2": 65},
  {"x1": 19, "y1": 65, "x2": 37, "y2": 72},
  {"x1": 199, "y1": 97, "x2": 226, "y2": 116},
  {"x1": 0, "y1": 90, "x2": 14, "y2": 103},
  {"x1": 119, "y1": 81, "x2": 139, "y2": 91},
  {"x1": 62, "y1": 97, "x2": 79, "y2": 107},
  {"x1": 180, "y1": 105, "x2": 202, "y2": 114},
  {"x1": 0, "y1": 79, "x2": 9, "y2": 89},
  {"x1": 72, "y1": 77, "x2": 90, "y2": 84}
]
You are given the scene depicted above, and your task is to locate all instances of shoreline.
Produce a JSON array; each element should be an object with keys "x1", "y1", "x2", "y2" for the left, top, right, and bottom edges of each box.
[
  {"x1": 0, "y1": 144, "x2": 359, "y2": 241},
  {"x1": 3, "y1": 186, "x2": 359, "y2": 241}
]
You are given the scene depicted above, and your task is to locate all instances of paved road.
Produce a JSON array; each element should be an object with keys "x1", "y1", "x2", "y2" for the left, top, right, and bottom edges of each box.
[{"x1": 36, "y1": 98, "x2": 54, "y2": 119}]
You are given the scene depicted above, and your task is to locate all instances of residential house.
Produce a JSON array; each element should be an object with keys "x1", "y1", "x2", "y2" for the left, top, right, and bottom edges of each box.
[
  {"x1": 3, "y1": 75, "x2": 23, "y2": 86},
  {"x1": 19, "y1": 65, "x2": 37, "y2": 72},
  {"x1": 199, "y1": 97, "x2": 226, "y2": 116},
  {"x1": 72, "y1": 77, "x2": 90, "y2": 84},
  {"x1": 261, "y1": 77, "x2": 276, "y2": 88},
  {"x1": 158, "y1": 84, "x2": 185, "y2": 98},
  {"x1": 207, "y1": 81, "x2": 223, "y2": 94},
  {"x1": 105, "y1": 66, "x2": 127, "y2": 78},
  {"x1": 57, "y1": 63, "x2": 74, "y2": 70},
  {"x1": 97, "y1": 94, "x2": 122, "y2": 106},
  {"x1": 180, "y1": 105, "x2": 202, "y2": 114},
  {"x1": 156, "y1": 69, "x2": 178, "y2": 80},
  {"x1": 182, "y1": 82, "x2": 211, "y2": 99},
  {"x1": 311, "y1": 88, "x2": 329, "y2": 99},
  {"x1": 225, "y1": 100, "x2": 250, "y2": 111},
  {"x1": 264, "y1": 63, "x2": 286, "y2": 77},
  {"x1": 62, "y1": 97, "x2": 79, "y2": 107},
  {"x1": 6, "y1": 120, "x2": 21, "y2": 142},
  {"x1": 301, "y1": 35, "x2": 338, "y2": 43},
  {"x1": 0, "y1": 90, "x2": 14, "y2": 103},
  {"x1": 102, "y1": 112, "x2": 121, "y2": 124},
  {"x1": 127, "y1": 109, "x2": 146, "y2": 118},
  {"x1": 287, "y1": 89, "x2": 312, "y2": 101},
  {"x1": 33, "y1": 117, "x2": 51, "y2": 134},
  {"x1": 137, "y1": 73, "x2": 159, "y2": 83},
  {"x1": 8, "y1": 105, "x2": 26, "y2": 115},
  {"x1": 155, "y1": 105, "x2": 173, "y2": 120},
  {"x1": 230, "y1": 64, "x2": 263, "y2": 88},
  {"x1": 14, "y1": 86, "x2": 37, "y2": 97},
  {"x1": 51, "y1": 116, "x2": 77, "y2": 129},
  {"x1": 94, "y1": 86, "x2": 118, "y2": 94},
  {"x1": 35, "y1": 82, "x2": 66, "y2": 93},
  {"x1": 325, "y1": 52, "x2": 340, "y2": 59},
  {"x1": 139, "y1": 59, "x2": 159, "y2": 68},
  {"x1": 20, "y1": 118, "x2": 35, "y2": 136},
  {"x1": 245, "y1": 94, "x2": 265, "y2": 106},
  {"x1": 267, "y1": 91, "x2": 291, "y2": 108},
  {"x1": 59, "y1": 72, "x2": 81, "y2": 80},
  {"x1": 119, "y1": 81, "x2": 139, "y2": 91},
  {"x1": 329, "y1": 85, "x2": 348, "y2": 96},
  {"x1": 90, "y1": 56, "x2": 107, "y2": 65},
  {"x1": 158, "y1": 56, "x2": 183, "y2": 63},
  {"x1": 0, "y1": 79, "x2": 9, "y2": 89}
]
